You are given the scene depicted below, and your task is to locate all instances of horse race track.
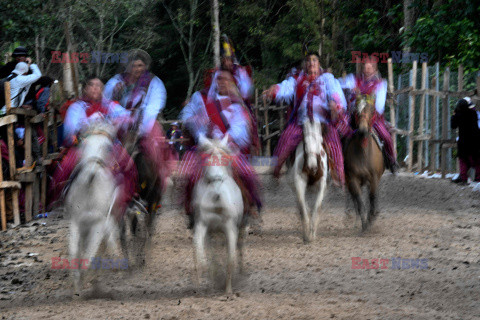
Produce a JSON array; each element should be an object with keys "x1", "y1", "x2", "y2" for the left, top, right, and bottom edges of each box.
[{"x1": 1, "y1": 173, "x2": 479, "y2": 319}]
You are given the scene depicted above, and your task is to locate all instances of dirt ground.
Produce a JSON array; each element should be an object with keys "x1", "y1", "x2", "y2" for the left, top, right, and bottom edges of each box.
[{"x1": 0, "y1": 172, "x2": 479, "y2": 320}]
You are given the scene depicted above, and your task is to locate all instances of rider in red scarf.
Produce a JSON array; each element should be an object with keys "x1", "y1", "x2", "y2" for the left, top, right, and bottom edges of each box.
[
  {"x1": 179, "y1": 70, "x2": 262, "y2": 229},
  {"x1": 340, "y1": 61, "x2": 398, "y2": 173},
  {"x1": 50, "y1": 77, "x2": 137, "y2": 217}
]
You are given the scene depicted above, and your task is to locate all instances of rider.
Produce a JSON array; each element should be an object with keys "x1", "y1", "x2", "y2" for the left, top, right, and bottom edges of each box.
[
  {"x1": 179, "y1": 70, "x2": 262, "y2": 228},
  {"x1": 263, "y1": 52, "x2": 351, "y2": 186},
  {"x1": 104, "y1": 49, "x2": 174, "y2": 191},
  {"x1": 339, "y1": 60, "x2": 398, "y2": 173},
  {"x1": 50, "y1": 76, "x2": 137, "y2": 217}
]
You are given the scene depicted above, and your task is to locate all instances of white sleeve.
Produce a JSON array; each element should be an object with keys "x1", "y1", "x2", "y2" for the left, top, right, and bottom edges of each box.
[
  {"x1": 325, "y1": 74, "x2": 347, "y2": 111},
  {"x1": 338, "y1": 73, "x2": 355, "y2": 90},
  {"x1": 140, "y1": 76, "x2": 167, "y2": 135},
  {"x1": 180, "y1": 91, "x2": 208, "y2": 142},
  {"x1": 375, "y1": 80, "x2": 387, "y2": 114},
  {"x1": 234, "y1": 68, "x2": 253, "y2": 100},
  {"x1": 17, "y1": 64, "x2": 42, "y2": 87},
  {"x1": 106, "y1": 100, "x2": 130, "y2": 120},
  {"x1": 63, "y1": 101, "x2": 87, "y2": 145},
  {"x1": 274, "y1": 76, "x2": 296, "y2": 105},
  {"x1": 103, "y1": 75, "x2": 122, "y2": 100},
  {"x1": 225, "y1": 104, "x2": 250, "y2": 150}
]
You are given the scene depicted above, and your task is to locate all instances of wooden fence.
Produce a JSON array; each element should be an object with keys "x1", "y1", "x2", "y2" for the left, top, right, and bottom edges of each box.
[
  {"x1": 386, "y1": 59, "x2": 480, "y2": 177},
  {"x1": 1, "y1": 82, "x2": 63, "y2": 230}
]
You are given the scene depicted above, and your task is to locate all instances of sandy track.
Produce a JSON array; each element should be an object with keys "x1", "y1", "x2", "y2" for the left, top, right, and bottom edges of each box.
[{"x1": 1, "y1": 173, "x2": 479, "y2": 319}]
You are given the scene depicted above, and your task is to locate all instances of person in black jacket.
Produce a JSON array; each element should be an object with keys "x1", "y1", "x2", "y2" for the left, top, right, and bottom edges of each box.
[
  {"x1": 0, "y1": 46, "x2": 29, "y2": 79},
  {"x1": 451, "y1": 97, "x2": 480, "y2": 184}
]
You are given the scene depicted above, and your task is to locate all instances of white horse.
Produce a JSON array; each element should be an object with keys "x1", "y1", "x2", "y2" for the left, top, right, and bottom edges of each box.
[
  {"x1": 192, "y1": 135, "x2": 245, "y2": 294},
  {"x1": 65, "y1": 121, "x2": 121, "y2": 295},
  {"x1": 291, "y1": 120, "x2": 328, "y2": 243}
]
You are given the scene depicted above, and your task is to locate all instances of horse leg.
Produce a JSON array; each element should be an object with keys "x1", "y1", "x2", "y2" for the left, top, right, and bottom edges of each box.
[
  {"x1": 348, "y1": 180, "x2": 366, "y2": 231},
  {"x1": 294, "y1": 173, "x2": 311, "y2": 243},
  {"x1": 237, "y1": 222, "x2": 247, "y2": 274},
  {"x1": 225, "y1": 221, "x2": 238, "y2": 295},
  {"x1": 83, "y1": 222, "x2": 105, "y2": 288},
  {"x1": 311, "y1": 177, "x2": 327, "y2": 241},
  {"x1": 193, "y1": 221, "x2": 208, "y2": 285},
  {"x1": 69, "y1": 221, "x2": 81, "y2": 295},
  {"x1": 368, "y1": 178, "x2": 379, "y2": 224}
]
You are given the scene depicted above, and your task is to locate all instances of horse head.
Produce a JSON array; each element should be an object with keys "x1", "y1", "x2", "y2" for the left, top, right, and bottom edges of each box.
[
  {"x1": 302, "y1": 120, "x2": 323, "y2": 174},
  {"x1": 198, "y1": 134, "x2": 233, "y2": 184},
  {"x1": 355, "y1": 94, "x2": 375, "y2": 138},
  {"x1": 78, "y1": 119, "x2": 117, "y2": 164}
]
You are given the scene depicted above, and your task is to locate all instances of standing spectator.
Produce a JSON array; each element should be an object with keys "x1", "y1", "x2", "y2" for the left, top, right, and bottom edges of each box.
[
  {"x1": 451, "y1": 97, "x2": 480, "y2": 184},
  {"x1": 0, "y1": 46, "x2": 29, "y2": 79},
  {"x1": 1, "y1": 60, "x2": 42, "y2": 113},
  {"x1": 166, "y1": 121, "x2": 183, "y2": 156},
  {"x1": 34, "y1": 76, "x2": 54, "y2": 113}
]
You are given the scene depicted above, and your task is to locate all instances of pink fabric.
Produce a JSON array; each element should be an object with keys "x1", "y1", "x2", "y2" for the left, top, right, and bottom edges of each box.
[
  {"x1": 372, "y1": 115, "x2": 396, "y2": 164},
  {"x1": 273, "y1": 113, "x2": 351, "y2": 185},
  {"x1": 49, "y1": 144, "x2": 137, "y2": 217},
  {"x1": 180, "y1": 149, "x2": 261, "y2": 215},
  {"x1": 139, "y1": 121, "x2": 176, "y2": 191},
  {"x1": 459, "y1": 156, "x2": 480, "y2": 181}
]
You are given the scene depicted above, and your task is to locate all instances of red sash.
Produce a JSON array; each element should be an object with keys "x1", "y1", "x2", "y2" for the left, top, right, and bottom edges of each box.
[
  {"x1": 84, "y1": 100, "x2": 109, "y2": 118},
  {"x1": 200, "y1": 90, "x2": 229, "y2": 134}
]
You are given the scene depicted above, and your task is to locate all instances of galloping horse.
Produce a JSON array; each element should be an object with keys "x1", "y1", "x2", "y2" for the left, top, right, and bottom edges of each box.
[
  {"x1": 344, "y1": 95, "x2": 385, "y2": 231},
  {"x1": 192, "y1": 135, "x2": 245, "y2": 294},
  {"x1": 66, "y1": 121, "x2": 121, "y2": 295},
  {"x1": 121, "y1": 111, "x2": 163, "y2": 267},
  {"x1": 291, "y1": 120, "x2": 328, "y2": 243}
]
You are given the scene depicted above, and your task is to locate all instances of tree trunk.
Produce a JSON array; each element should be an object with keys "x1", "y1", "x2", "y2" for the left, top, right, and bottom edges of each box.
[
  {"x1": 211, "y1": 0, "x2": 220, "y2": 68},
  {"x1": 403, "y1": 0, "x2": 416, "y2": 52}
]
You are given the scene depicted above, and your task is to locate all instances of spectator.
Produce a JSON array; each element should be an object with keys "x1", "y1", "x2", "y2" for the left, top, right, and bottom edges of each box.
[
  {"x1": 166, "y1": 121, "x2": 183, "y2": 155},
  {"x1": 0, "y1": 46, "x2": 29, "y2": 79},
  {"x1": 451, "y1": 97, "x2": 480, "y2": 184},
  {"x1": 34, "y1": 76, "x2": 54, "y2": 113},
  {"x1": 1, "y1": 61, "x2": 42, "y2": 113}
]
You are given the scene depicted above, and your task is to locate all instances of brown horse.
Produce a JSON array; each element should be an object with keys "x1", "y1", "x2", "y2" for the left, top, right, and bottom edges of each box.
[{"x1": 343, "y1": 95, "x2": 384, "y2": 231}]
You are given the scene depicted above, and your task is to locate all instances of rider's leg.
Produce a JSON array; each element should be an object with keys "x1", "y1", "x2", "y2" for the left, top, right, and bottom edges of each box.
[
  {"x1": 178, "y1": 149, "x2": 202, "y2": 228},
  {"x1": 111, "y1": 144, "x2": 138, "y2": 221},
  {"x1": 372, "y1": 116, "x2": 397, "y2": 168},
  {"x1": 272, "y1": 123, "x2": 303, "y2": 177},
  {"x1": 50, "y1": 147, "x2": 80, "y2": 204},
  {"x1": 232, "y1": 154, "x2": 262, "y2": 212},
  {"x1": 323, "y1": 123, "x2": 345, "y2": 186}
]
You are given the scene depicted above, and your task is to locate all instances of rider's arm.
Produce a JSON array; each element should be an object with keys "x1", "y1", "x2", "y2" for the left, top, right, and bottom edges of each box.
[
  {"x1": 180, "y1": 91, "x2": 208, "y2": 142},
  {"x1": 139, "y1": 76, "x2": 167, "y2": 136},
  {"x1": 375, "y1": 80, "x2": 387, "y2": 115},
  {"x1": 325, "y1": 74, "x2": 347, "y2": 112},
  {"x1": 338, "y1": 73, "x2": 355, "y2": 90},
  {"x1": 224, "y1": 103, "x2": 250, "y2": 150},
  {"x1": 103, "y1": 75, "x2": 121, "y2": 101},
  {"x1": 233, "y1": 67, "x2": 253, "y2": 100},
  {"x1": 63, "y1": 101, "x2": 87, "y2": 146},
  {"x1": 273, "y1": 76, "x2": 296, "y2": 105}
]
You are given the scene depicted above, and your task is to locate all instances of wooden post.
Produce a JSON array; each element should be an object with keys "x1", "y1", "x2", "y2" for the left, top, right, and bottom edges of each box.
[
  {"x1": 429, "y1": 75, "x2": 437, "y2": 172},
  {"x1": 416, "y1": 62, "x2": 427, "y2": 171},
  {"x1": 456, "y1": 65, "x2": 464, "y2": 174},
  {"x1": 41, "y1": 112, "x2": 49, "y2": 212},
  {"x1": 0, "y1": 153, "x2": 5, "y2": 230},
  {"x1": 4, "y1": 82, "x2": 20, "y2": 226},
  {"x1": 407, "y1": 60, "x2": 418, "y2": 172},
  {"x1": 262, "y1": 94, "x2": 271, "y2": 156},
  {"x1": 387, "y1": 58, "x2": 396, "y2": 152},
  {"x1": 24, "y1": 116, "x2": 33, "y2": 222},
  {"x1": 255, "y1": 89, "x2": 262, "y2": 156},
  {"x1": 441, "y1": 67, "x2": 450, "y2": 178}
]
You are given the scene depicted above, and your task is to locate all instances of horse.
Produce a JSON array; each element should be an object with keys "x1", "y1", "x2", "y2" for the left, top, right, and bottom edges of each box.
[
  {"x1": 290, "y1": 120, "x2": 328, "y2": 243},
  {"x1": 343, "y1": 95, "x2": 385, "y2": 231},
  {"x1": 65, "y1": 121, "x2": 121, "y2": 295},
  {"x1": 192, "y1": 134, "x2": 245, "y2": 294},
  {"x1": 120, "y1": 114, "x2": 163, "y2": 268}
]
